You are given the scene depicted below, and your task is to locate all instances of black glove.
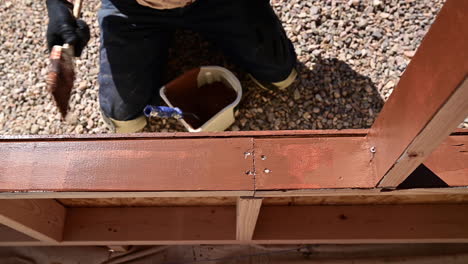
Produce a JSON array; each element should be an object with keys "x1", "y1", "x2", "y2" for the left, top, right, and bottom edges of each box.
[{"x1": 46, "y1": 0, "x2": 90, "y2": 57}]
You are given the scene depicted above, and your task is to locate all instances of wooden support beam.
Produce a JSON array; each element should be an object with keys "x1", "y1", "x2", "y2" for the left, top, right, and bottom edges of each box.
[
  {"x1": 0, "y1": 131, "x2": 466, "y2": 197},
  {"x1": 0, "y1": 138, "x2": 254, "y2": 192},
  {"x1": 424, "y1": 132, "x2": 468, "y2": 186},
  {"x1": 254, "y1": 137, "x2": 375, "y2": 190},
  {"x1": 2, "y1": 203, "x2": 467, "y2": 245},
  {"x1": 236, "y1": 197, "x2": 262, "y2": 241},
  {"x1": 0, "y1": 199, "x2": 65, "y2": 243},
  {"x1": 63, "y1": 206, "x2": 236, "y2": 243},
  {"x1": 368, "y1": 0, "x2": 468, "y2": 187},
  {"x1": 254, "y1": 204, "x2": 468, "y2": 243}
]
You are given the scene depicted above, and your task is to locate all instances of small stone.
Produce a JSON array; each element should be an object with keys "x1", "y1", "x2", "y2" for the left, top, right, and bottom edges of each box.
[
  {"x1": 315, "y1": 94, "x2": 323, "y2": 101},
  {"x1": 293, "y1": 89, "x2": 301, "y2": 100},
  {"x1": 373, "y1": 0, "x2": 382, "y2": 6},
  {"x1": 75, "y1": 124, "x2": 84, "y2": 134},
  {"x1": 380, "y1": 12, "x2": 390, "y2": 19},
  {"x1": 31, "y1": 124, "x2": 39, "y2": 134},
  {"x1": 313, "y1": 107, "x2": 320, "y2": 114},
  {"x1": 372, "y1": 29, "x2": 383, "y2": 39},
  {"x1": 348, "y1": 0, "x2": 360, "y2": 6},
  {"x1": 303, "y1": 112, "x2": 311, "y2": 119},
  {"x1": 78, "y1": 81, "x2": 88, "y2": 90},
  {"x1": 333, "y1": 91, "x2": 341, "y2": 98},
  {"x1": 383, "y1": 80, "x2": 395, "y2": 90},
  {"x1": 310, "y1": 6, "x2": 320, "y2": 15},
  {"x1": 403, "y1": 50, "x2": 416, "y2": 58}
]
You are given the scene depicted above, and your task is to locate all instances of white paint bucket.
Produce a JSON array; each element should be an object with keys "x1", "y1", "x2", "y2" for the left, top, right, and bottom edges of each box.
[{"x1": 160, "y1": 66, "x2": 242, "y2": 132}]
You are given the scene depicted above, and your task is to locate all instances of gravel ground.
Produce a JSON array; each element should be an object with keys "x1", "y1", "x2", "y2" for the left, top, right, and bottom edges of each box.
[{"x1": 0, "y1": 0, "x2": 465, "y2": 134}]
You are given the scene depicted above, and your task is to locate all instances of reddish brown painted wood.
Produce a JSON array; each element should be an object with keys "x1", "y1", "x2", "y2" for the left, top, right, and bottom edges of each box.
[
  {"x1": 425, "y1": 134, "x2": 468, "y2": 186},
  {"x1": 254, "y1": 137, "x2": 374, "y2": 190},
  {"x1": 0, "y1": 129, "x2": 367, "y2": 141},
  {"x1": 0, "y1": 199, "x2": 65, "y2": 242},
  {"x1": 7, "y1": 204, "x2": 464, "y2": 245},
  {"x1": 368, "y1": 0, "x2": 468, "y2": 186},
  {"x1": 0, "y1": 138, "x2": 253, "y2": 191},
  {"x1": 254, "y1": 205, "x2": 468, "y2": 242},
  {"x1": 64, "y1": 206, "x2": 236, "y2": 242}
]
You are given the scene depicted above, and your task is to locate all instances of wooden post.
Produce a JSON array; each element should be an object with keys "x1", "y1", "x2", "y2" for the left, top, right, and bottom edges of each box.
[
  {"x1": 0, "y1": 199, "x2": 66, "y2": 243},
  {"x1": 236, "y1": 197, "x2": 263, "y2": 241},
  {"x1": 368, "y1": 0, "x2": 468, "y2": 187}
]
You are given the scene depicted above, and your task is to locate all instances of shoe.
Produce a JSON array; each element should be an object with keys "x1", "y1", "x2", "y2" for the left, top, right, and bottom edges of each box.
[
  {"x1": 250, "y1": 68, "x2": 297, "y2": 90},
  {"x1": 100, "y1": 110, "x2": 147, "y2": 133}
]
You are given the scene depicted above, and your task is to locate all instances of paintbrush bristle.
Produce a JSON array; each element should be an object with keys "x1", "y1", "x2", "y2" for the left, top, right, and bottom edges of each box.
[{"x1": 47, "y1": 45, "x2": 75, "y2": 118}]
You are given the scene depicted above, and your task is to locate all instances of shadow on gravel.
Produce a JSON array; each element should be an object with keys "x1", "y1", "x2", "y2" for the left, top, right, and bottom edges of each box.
[{"x1": 292, "y1": 58, "x2": 384, "y2": 129}]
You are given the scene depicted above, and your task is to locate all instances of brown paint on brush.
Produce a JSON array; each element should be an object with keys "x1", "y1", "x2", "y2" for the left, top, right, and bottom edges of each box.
[
  {"x1": 165, "y1": 81, "x2": 237, "y2": 129},
  {"x1": 46, "y1": 45, "x2": 75, "y2": 118}
]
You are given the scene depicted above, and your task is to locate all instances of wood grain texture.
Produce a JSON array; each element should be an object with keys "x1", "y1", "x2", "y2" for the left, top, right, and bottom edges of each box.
[
  {"x1": 425, "y1": 134, "x2": 468, "y2": 186},
  {"x1": 368, "y1": 0, "x2": 468, "y2": 187},
  {"x1": 0, "y1": 199, "x2": 65, "y2": 242},
  {"x1": 254, "y1": 204, "x2": 468, "y2": 243},
  {"x1": 261, "y1": 193, "x2": 468, "y2": 206},
  {"x1": 5, "y1": 204, "x2": 466, "y2": 245},
  {"x1": 63, "y1": 206, "x2": 236, "y2": 242},
  {"x1": 236, "y1": 197, "x2": 262, "y2": 241},
  {"x1": 254, "y1": 137, "x2": 374, "y2": 190},
  {"x1": 0, "y1": 129, "x2": 367, "y2": 141},
  {"x1": 0, "y1": 138, "x2": 253, "y2": 192},
  {"x1": 255, "y1": 187, "x2": 468, "y2": 198},
  {"x1": 59, "y1": 197, "x2": 237, "y2": 207}
]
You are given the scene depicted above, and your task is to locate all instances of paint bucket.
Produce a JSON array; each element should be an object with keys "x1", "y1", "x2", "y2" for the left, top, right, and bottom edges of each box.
[{"x1": 160, "y1": 66, "x2": 242, "y2": 132}]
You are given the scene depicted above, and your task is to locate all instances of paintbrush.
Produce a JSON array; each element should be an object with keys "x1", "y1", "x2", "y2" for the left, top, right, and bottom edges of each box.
[{"x1": 46, "y1": 0, "x2": 83, "y2": 119}]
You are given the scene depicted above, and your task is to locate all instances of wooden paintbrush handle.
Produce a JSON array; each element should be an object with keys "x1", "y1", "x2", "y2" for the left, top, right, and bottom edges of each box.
[{"x1": 72, "y1": 0, "x2": 83, "y2": 18}]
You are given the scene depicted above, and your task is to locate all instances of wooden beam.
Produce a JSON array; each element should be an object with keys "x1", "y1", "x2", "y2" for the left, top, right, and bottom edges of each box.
[
  {"x1": 368, "y1": 0, "x2": 468, "y2": 187},
  {"x1": 424, "y1": 133, "x2": 468, "y2": 186},
  {"x1": 0, "y1": 131, "x2": 466, "y2": 197},
  {"x1": 0, "y1": 138, "x2": 254, "y2": 192},
  {"x1": 63, "y1": 206, "x2": 236, "y2": 243},
  {"x1": 254, "y1": 204, "x2": 468, "y2": 243},
  {"x1": 0, "y1": 199, "x2": 65, "y2": 243},
  {"x1": 2, "y1": 204, "x2": 467, "y2": 245},
  {"x1": 254, "y1": 137, "x2": 375, "y2": 190},
  {"x1": 236, "y1": 197, "x2": 262, "y2": 241}
]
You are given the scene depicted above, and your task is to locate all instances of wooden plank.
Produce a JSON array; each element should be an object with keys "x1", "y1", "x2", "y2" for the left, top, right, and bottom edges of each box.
[
  {"x1": 254, "y1": 137, "x2": 374, "y2": 190},
  {"x1": 424, "y1": 134, "x2": 468, "y2": 186},
  {"x1": 58, "y1": 197, "x2": 237, "y2": 207},
  {"x1": 236, "y1": 197, "x2": 263, "y2": 241},
  {"x1": 0, "y1": 138, "x2": 253, "y2": 192},
  {"x1": 63, "y1": 206, "x2": 236, "y2": 243},
  {"x1": 0, "y1": 191, "x2": 253, "y2": 199},
  {"x1": 3, "y1": 204, "x2": 465, "y2": 245},
  {"x1": 254, "y1": 204, "x2": 468, "y2": 243},
  {"x1": 368, "y1": 0, "x2": 468, "y2": 187},
  {"x1": 0, "y1": 199, "x2": 65, "y2": 242},
  {"x1": 261, "y1": 193, "x2": 468, "y2": 206},
  {"x1": 0, "y1": 129, "x2": 367, "y2": 141},
  {"x1": 255, "y1": 187, "x2": 468, "y2": 198}
]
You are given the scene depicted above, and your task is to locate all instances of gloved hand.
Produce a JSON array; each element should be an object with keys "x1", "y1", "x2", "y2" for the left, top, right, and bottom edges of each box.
[{"x1": 46, "y1": 0, "x2": 90, "y2": 57}]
